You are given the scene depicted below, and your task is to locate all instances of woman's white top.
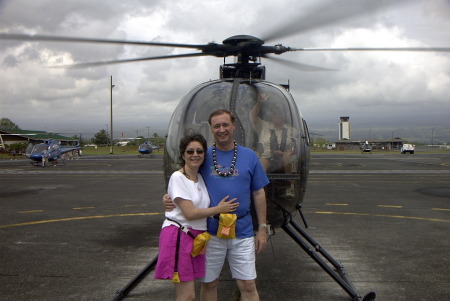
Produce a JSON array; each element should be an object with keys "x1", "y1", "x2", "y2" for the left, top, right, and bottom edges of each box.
[{"x1": 163, "y1": 171, "x2": 210, "y2": 230}]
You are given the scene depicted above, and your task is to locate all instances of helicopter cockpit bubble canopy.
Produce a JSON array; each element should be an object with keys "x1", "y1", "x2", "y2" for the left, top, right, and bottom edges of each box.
[
  {"x1": 164, "y1": 78, "x2": 311, "y2": 228},
  {"x1": 32, "y1": 144, "x2": 48, "y2": 154}
]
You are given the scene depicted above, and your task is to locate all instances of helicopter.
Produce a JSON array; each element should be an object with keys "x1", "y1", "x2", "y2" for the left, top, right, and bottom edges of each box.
[
  {"x1": 1, "y1": 1, "x2": 449, "y2": 300},
  {"x1": 137, "y1": 141, "x2": 159, "y2": 158},
  {"x1": 25, "y1": 138, "x2": 81, "y2": 167}
]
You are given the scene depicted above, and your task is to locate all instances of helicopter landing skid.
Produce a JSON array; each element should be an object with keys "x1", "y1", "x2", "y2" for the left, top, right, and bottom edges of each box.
[
  {"x1": 109, "y1": 218, "x2": 376, "y2": 301},
  {"x1": 110, "y1": 255, "x2": 158, "y2": 301},
  {"x1": 137, "y1": 154, "x2": 155, "y2": 158},
  {"x1": 281, "y1": 217, "x2": 376, "y2": 301}
]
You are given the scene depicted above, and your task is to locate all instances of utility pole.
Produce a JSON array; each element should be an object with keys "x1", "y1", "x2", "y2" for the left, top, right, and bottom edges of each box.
[
  {"x1": 110, "y1": 76, "x2": 115, "y2": 154},
  {"x1": 431, "y1": 127, "x2": 435, "y2": 149}
]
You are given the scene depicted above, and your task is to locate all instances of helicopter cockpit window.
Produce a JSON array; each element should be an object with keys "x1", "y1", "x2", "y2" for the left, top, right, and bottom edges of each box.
[
  {"x1": 165, "y1": 79, "x2": 304, "y2": 179},
  {"x1": 33, "y1": 144, "x2": 48, "y2": 154},
  {"x1": 49, "y1": 144, "x2": 59, "y2": 152},
  {"x1": 249, "y1": 85, "x2": 300, "y2": 174},
  {"x1": 188, "y1": 82, "x2": 230, "y2": 139},
  {"x1": 165, "y1": 80, "x2": 232, "y2": 167}
]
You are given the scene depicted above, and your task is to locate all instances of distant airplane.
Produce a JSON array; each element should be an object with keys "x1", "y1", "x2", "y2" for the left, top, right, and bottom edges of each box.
[
  {"x1": 137, "y1": 141, "x2": 159, "y2": 158},
  {"x1": 26, "y1": 139, "x2": 81, "y2": 166}
]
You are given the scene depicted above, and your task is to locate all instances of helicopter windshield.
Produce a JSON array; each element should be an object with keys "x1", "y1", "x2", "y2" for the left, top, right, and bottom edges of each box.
[
  {"x1": 165, "y1": 78, "x2": 311, "y2": 228},
  {"x1": 32, "y1": 144, "x2": 48, "y2": 154},
  {"x1": 139, "y1": 143, "x2": 151, "y2": 150},
  {"x1": 48, "y1": 143, "x2": 59, "y2": 152},
  {"x1": 166, "y1": 79, "x2": 306, "y2": 174}
]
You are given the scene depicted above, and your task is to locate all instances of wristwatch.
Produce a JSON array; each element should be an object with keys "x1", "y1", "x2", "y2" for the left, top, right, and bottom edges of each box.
[{"x1": 259, "y1": 223, "x2": 267, "y2": 229}]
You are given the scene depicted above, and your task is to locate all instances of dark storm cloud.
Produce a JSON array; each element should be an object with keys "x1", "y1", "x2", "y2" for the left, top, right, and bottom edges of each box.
[{"x1": 0, "y1": 0, "x2": 449, "y2": 142}]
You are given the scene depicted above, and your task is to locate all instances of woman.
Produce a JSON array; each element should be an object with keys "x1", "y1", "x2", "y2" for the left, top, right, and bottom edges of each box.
[{"x1": 154, "y1": 134, "x2": 238, "y2": 301}]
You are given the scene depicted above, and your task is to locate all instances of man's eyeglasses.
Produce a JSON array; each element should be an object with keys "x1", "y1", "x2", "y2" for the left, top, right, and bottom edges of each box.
[{"x1": 185, "y1": 149, "x2": 204, "y2": 155}]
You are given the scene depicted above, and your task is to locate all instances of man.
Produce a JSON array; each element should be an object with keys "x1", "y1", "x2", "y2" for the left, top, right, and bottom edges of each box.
[
  {"x1": 165, "y1": 109, "x2": 269, "y2": 301},
  {"x1": 250, "y1": 92, "x2": 299, "y2": 173}
]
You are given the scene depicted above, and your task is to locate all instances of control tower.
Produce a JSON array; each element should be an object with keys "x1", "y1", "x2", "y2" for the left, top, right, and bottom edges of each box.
[{"x1": 339, "y1": 116, "x2": 350, "y2": 140}]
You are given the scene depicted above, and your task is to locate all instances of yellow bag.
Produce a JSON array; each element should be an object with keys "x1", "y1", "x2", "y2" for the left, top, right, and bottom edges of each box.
[
  {"x1": 191, "y1": 232, "x2": 212, "y2": 257},
  {"x1": 217, "y1": 213, "x2": 237, "y2": 239},
  {"x1": 172, "y1": 272, "x2": 180, "y2": 283}
]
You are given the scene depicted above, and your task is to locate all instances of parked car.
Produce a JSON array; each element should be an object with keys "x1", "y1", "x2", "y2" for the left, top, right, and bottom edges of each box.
[{"x1": 401, "y1": 144, "x2": 415, "y2": 154}]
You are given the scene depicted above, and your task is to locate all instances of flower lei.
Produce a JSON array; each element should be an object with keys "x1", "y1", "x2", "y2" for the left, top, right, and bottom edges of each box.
[{"x1": 212, "y1": 141, "x2": 238, "y2": 177}]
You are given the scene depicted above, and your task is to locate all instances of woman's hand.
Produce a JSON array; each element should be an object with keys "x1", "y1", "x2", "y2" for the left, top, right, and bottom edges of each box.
[{"x1": 216, "y1": 195, "x2": 239, "y2": 213}]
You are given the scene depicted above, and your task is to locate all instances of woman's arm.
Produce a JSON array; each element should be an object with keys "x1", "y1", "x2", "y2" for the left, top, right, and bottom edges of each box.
[{"x1": 175, "y1": 196, "x2": 239, "y2": 221}]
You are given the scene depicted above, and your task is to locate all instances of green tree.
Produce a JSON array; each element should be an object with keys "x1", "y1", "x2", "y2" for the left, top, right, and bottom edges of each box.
[
  {"x1": 91, "y1": 129, "x2": 109, "y2": 146},
  {"x1": 0, "y1": 118, "x2": 20, "y2": 130},
  {"x1": 7, "y1": 142, "x2": 28, "y2": 153},
  {"x1": 70, "y1": 134, "x2": 87, "y2": 146},
  {"x1": 151, "y1": 133, "x2": 165, "y2": 146},
  {"x1": 314, "y1": 137, "x2": 327, "y2": 146}
]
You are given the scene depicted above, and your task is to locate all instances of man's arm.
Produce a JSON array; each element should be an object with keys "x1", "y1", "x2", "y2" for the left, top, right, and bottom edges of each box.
[
  {"x1": 252, "y1": 188, "x2": 267, "y2": 254},
  {"x1": 250, "y1": 92, "x2": 268, "y2": 123},
  {"x1": 163, "y1": 194, "x2": 175, "y2": 211}
]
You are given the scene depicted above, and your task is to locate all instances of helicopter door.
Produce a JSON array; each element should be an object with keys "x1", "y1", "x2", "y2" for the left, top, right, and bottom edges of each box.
[{"x1": 46, "y1": 143, "x2": 59, "y2": 159}]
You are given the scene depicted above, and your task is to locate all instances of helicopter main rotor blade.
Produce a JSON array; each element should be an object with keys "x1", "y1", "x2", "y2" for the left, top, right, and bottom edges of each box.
[
  {"x1": 51, "y1": 52, "x2": 209, "y2": 68},
  {"x1": 267, "y1": 46, "x2": 450, "y2": 72},
  {"x1": 0, "y1": 33, "x2": 207, "y2": 50},
  {"x1": 261, "y1": 0, "x2": 410, "y2": 43},
  {"x1": 291, "y1": 47, "x2": 450, "y2": 52},
  {"x1": 264, "y1": 55, "x2": 337, "y2": 72}
]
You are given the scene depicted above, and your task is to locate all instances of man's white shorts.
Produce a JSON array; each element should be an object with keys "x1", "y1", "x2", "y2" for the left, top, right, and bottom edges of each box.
[{"x1": 202, "y1": 235, "x2": 256, "y2": 283}]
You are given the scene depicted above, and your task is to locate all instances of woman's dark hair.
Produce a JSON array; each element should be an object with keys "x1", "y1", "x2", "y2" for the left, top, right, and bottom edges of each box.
[{"x1": 178, "y1": 133, "x2": 207, "y2": 167}]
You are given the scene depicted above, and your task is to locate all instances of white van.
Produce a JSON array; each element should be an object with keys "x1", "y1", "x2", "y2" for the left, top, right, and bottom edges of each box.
[{"x1": 401, "y1": 144, "x2": 415, "y2": 154}]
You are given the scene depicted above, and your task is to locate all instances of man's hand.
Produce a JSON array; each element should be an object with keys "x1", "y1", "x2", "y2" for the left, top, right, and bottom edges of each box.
[
  {"x1": 163, "y1": 194, "x2": 175, "y2": 211},
  {"x1": 255, "y1": 227, "x2": 267, "y2": 255}
]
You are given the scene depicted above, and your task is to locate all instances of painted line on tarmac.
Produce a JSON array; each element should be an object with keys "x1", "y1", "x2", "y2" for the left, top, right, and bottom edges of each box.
[
  {"x1": 0, "y1": 212, "x2": 162, "y2": 229},
  {"x1": 124, "y1": 204, "x2": 148, "y2": 207},
  {"x1": 311, "y1": 170, "x2": 450, "y2": 174},
  {"x1": 19, "y1": 210, "x2": 44, "y2": 213},
  {"x1": 315, "y1": 211, "x2": 450, "y2": 223},
  {"x1": 0, "y1": 170, "x2": 164, "y2": 175},
  {"x1": 14, "y1": 204, "x2": 151, "y2": 216},
  {"x1": 72, "y1": 207, "x2": 96, "y2": 210}
]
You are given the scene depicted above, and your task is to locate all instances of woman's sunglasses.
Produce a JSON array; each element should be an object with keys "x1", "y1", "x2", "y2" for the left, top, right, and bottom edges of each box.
[{"x1": 185, "y1": 149, "x2": 204, "y2": 155}]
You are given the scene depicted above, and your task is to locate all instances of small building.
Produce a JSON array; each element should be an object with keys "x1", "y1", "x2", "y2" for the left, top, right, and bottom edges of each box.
[{"x1": 335, "y1": 138, "x2": 405, "y2": 151}]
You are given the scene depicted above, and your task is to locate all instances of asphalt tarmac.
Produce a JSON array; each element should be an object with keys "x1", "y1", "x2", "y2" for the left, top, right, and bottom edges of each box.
[{"x1": 1, "y1": 152, "x2": 449, "y2": 301}]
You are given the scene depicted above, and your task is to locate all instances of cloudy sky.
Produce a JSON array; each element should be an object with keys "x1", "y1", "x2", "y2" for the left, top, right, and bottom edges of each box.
[{"x1": 1, "y1": 0, "x2": 449, "y2": 143}]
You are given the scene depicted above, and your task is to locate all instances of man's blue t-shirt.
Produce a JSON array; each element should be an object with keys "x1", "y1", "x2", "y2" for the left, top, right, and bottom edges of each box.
[{"x1": 200, "y1": 145, "x2": 269, "y2": 238}]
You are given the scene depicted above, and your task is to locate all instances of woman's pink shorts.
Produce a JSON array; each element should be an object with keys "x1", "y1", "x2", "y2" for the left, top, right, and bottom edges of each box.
[{"x1": 154, "y1": 225, "x2": 206, "y2": 282}]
